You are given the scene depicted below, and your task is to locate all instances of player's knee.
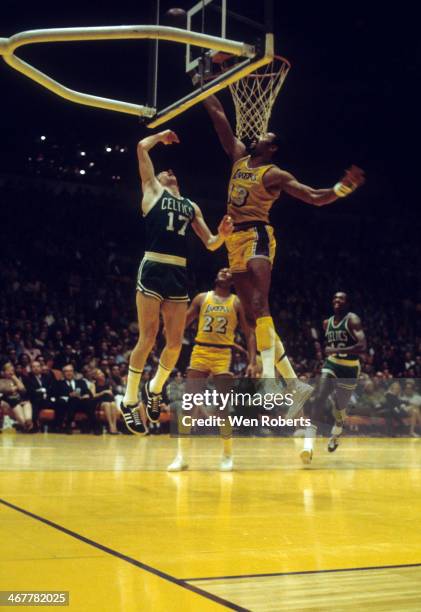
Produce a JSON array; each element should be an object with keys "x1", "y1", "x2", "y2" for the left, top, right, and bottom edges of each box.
[
  {"x1": 164, "y1": 336, "x2": 182, "y2": 353},
  {"x1": 316, "y1": 379, "x2": 331, "y2": 400},
  {"x1": 245, "y1": 312, "x2": 256, "y2": 328},
  {"x1": 138, "y1": 326, "x2": 158, "y2": 350},
  {"x1": 250, "y1": 294, "x2": 269, "y2": 318}
]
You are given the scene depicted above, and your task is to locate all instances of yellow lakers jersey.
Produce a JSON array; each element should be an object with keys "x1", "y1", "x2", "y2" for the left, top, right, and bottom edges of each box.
[
  {"x1": 227, "y1": 156, "x2": 277, "y2": 224},
  {"x1": 195, "y1": 291, "x2": 237, "y2": 347}
]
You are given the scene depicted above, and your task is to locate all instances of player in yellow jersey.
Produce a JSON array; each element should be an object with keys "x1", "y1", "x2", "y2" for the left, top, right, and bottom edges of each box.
[
  {"x1": 203, "y1": 94, "x2": 365, "y2": 415},
  {"x1": 167, "y1": 268, "x2": 256, "y2": 472}
]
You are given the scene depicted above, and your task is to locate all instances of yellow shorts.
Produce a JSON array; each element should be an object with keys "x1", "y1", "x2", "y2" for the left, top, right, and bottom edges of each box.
[
  {"x1": 226, "y1": 224, "x2": 276, "y2": 273},
  {"x1": 188, "y1": 344, "x2": 233, "y2": 376}
]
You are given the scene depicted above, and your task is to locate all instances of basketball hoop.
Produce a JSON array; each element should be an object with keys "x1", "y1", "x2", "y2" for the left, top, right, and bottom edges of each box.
[{"x1": 228, "y1": 55, "x2": 291, "y2": 140}]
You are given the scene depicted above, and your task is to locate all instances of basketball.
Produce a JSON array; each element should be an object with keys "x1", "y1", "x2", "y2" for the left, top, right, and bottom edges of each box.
[{"x1": 164, "y1": 7, "x2": 188, "y2": 28}]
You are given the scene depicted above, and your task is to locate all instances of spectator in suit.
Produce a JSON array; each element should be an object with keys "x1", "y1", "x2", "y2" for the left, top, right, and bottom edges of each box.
[
  {"x1": 80, "y1": 365, "x2": 95, "y2": 394},
  {"x1": 25, "y1": 360, "x2": 54, "y2": 431},
  {"x1": 54, "y1": 364, "x2": 99, "y2": 434},
  {"x1": 54, "y1": 344, "x2": 77, "y2": 370},
  {"x1": 384, "y1": 381, "x2": 406, "y2": 436},
  {"x1": 352, "y1": 380, "x2": 384, "y2": 417}
]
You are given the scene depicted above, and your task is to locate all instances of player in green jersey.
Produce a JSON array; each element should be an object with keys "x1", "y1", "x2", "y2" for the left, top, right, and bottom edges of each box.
[
  {"x1": 119, "y1": 129, "x2": 233, "y2": 434},
  {"x1": 301, "y1": 292, "x2": 367, "y2": 464}
]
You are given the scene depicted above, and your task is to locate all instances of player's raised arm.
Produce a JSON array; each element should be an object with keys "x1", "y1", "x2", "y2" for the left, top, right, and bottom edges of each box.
[
  {"x1": 184, "y1": 293, "x2": 205, "y2": 329},
  {"x1": 191, "y1": 205, "x2": 233, "y2": 251},
  {"x1": 325, "y1": 314, "x2": 367, "y2": 357},
  {"x1": 137, "y1": 130, "x2": 179, "y2": 192},
  {"x1": 264, "y1": 165, "x2": 365, "y2": 207},
  {"x1": 203, "y1": 94, "x2": 246, "y2": 162}
]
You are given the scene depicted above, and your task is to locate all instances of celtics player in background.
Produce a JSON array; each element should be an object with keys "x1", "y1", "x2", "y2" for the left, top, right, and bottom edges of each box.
[
  {"x1": 167, "y1": 267, "x2": 257, "y2": 472},
  {"x1": 203, "y1": 94, "x2": 365, "y2": 414},
  {"x1": 119, "y1": 129, "x2": 233, "y2": 434},
  {"x1": 301, "y1": 292, "x2": 367, "y2": 464}
]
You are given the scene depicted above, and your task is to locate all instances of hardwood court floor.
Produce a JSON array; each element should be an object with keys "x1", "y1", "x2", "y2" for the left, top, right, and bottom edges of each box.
[{"x1": 1, "y1": 433, "x2": 421, "y2": 611}]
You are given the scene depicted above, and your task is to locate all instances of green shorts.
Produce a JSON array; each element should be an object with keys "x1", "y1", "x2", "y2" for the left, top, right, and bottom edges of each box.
[
  {"x1": 136, "y1": 259, "x2": 189, "y2": 303},
  {"x1": 321, "y1": 358, "x2": 361, "y2": 390}
]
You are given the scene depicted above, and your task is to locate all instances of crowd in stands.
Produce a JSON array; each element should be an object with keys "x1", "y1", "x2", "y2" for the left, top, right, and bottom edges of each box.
[{"x1": 0, "y1": 177, "x2": 420, "y2": 435}]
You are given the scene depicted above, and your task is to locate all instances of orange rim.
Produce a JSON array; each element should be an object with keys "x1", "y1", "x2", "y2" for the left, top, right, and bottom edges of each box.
[{"x1": 246, "y1": 55, "x2": 291, "y2": 79}]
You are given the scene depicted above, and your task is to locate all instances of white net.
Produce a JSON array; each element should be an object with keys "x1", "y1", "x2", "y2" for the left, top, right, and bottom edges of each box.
[{"x1": 229, "y1": 56, "x2": 291, "y2": 140}]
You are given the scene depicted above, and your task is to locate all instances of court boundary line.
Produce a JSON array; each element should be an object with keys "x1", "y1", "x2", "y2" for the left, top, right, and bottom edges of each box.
[
  {"x1": 0, "y1": 497, "x2": 248, "y2": 612},
  {"x1": 184, "y1": 561, "x2": 421, "y2": 582}
]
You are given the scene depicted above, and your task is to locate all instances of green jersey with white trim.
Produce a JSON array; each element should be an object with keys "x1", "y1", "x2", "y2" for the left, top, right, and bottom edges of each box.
[
  {"x1": 325, "y1": 314, "x2": 359, "y2": 361},
  {"x1": 143, "y1": 189, "x2": 195, "y2": 259}
]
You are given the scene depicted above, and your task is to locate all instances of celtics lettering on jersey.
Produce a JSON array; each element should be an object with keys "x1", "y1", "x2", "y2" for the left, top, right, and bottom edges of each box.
[
  {"x1": 143, "y1": 189, "x2": 195, "y2": 259},
  {"x1": 325, "y1": 314, "x2": 358, "y2": 361}
]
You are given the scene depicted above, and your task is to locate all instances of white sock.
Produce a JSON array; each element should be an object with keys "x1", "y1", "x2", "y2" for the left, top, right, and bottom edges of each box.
[
  {"x1": 304, "y1": 424, "x2": 317, "y2": 452},
  {"x1": 261, "y1": 347, "x2": 276, "y2": 378},
  {"x1": 123, "y1": 366, "x2": 142, "y2": 405},
  {"x1": 274, "y1": 336, "x2": 297, "y2": 381},
  {"x1": 177, "y1": 436, "x2": 190, "y2": 460},
  {"x1": 331, "y1": 424, "x2": 343, "y2": 437},
  {"x1": 150, "y1": 361, "x2": 171, "y2": 394}
]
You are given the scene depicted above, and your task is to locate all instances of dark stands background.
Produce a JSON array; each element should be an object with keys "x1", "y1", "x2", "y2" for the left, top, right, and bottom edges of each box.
[{"x1": 0, "y1": 1, "x2": 420, "y2": 378}]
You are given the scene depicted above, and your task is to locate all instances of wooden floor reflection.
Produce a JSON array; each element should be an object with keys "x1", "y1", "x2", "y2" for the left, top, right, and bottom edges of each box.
[{"x1": 1, "y1": 433, "x2": 420, "y2": 611}]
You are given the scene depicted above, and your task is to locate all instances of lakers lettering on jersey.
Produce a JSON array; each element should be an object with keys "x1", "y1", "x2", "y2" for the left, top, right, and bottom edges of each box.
[
  {"x1": 195, "y1": 291, "x2": 237, "y2": 347},
  {"x1": 227, "y1": 156, "x2": 277, "y2": 224},
  {"x1": 225, "y1": 157, "x2": 278, "y2": 273},
  {"x1": 190, "y1": 291, "x2": 238, "y2": 375}
]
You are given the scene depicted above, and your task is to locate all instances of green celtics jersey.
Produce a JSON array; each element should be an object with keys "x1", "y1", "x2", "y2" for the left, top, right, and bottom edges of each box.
[
  {"x1": 325, "y1": 313, "x2": 359, "y2": 361},
  {"x1": 143, "y1": 189, "x2": 195, "y2": 259}
]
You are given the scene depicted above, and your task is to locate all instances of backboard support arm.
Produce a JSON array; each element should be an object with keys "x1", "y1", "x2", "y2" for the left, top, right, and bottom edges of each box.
[{"x1": 0, "y1": 25, "x2": 256, "y2": 119}]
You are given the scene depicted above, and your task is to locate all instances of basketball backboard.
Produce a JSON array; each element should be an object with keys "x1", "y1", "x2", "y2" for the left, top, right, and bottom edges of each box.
[
  {"x1": 0, "y1": 1, "x2": 278, "y2": 129},
  {"x1": 145, "y1": 0, "x2": 277, "y2": 127}
]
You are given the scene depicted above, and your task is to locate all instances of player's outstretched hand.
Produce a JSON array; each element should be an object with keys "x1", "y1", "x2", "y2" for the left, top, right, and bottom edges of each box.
[
  {"x1": 218, "y1": 215, "x2": 234, "y2": 237},
  {"x1": 341, "y1": 165, "x2": 365, "y2": 190},
  {"x1": 160, "y1": 130, "x2": 180, "y2": 145}
]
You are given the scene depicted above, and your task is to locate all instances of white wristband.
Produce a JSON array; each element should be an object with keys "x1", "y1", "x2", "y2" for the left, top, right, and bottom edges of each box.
[{"x1": 334, "y1": 182, "x2": 353, "y2": 197}]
